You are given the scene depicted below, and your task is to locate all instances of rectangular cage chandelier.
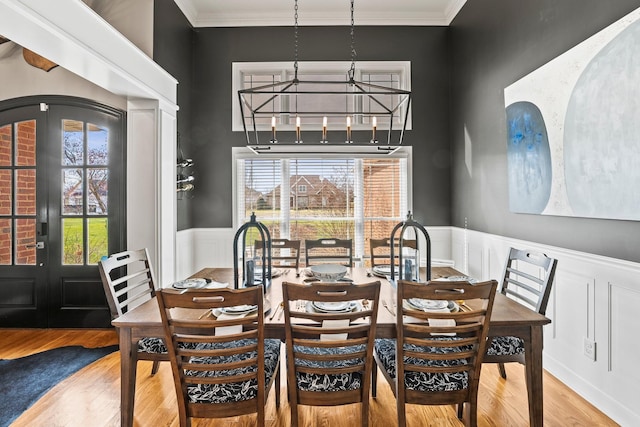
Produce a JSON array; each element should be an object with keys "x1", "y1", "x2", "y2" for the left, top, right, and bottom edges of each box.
[{"x1": 237, "y1": 0, "x2": 411, "y2": 153}]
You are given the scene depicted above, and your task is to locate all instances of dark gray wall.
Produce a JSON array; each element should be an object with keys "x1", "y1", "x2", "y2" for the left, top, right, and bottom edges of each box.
[
  {"x1": 450, "y1": 0, "x2": 640, "y2": 263},
  {"x1": 153, "y1": 0, "x2": 194, "y2": 231},
  {"x1": 190, "y1": 26, "x2": 452, "y2": 228}
]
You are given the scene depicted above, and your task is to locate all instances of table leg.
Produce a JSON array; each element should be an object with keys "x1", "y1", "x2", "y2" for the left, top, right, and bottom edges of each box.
[
  {"x1": 525, "y1": 325, "x2": 544, "y2": 427},
  {"x1": 118, "y1": 327, "x2": 138, "y2": 427}
]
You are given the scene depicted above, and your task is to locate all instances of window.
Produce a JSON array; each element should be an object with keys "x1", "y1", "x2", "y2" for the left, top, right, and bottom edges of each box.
[
  {"x1": 232, "y1": 61, "x2": 412, "y2": 132},
  {"x1": 298, "y1": 184, "x2": 307, "y2": 193},
  {"x1": 234, "y1": 147, "x2": 412, "y2": 265}
]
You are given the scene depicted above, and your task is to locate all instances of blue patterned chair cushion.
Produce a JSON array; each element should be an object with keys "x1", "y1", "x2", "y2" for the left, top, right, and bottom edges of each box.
[
  {"x1": 294, "y1": 344, "x2": 365, "y2": 392},
  {"x1": 375, "y1": 338, "x2": 470, "y2": 392},
  {"x1": 138, "y1": 337, "x2": 167, "y2": 354},
  {"x1": 486, "y1": 336, "x2": 525, "y2": 356},
  {"x1": 184, "y1": 338, "x2": 281, "y2": 404}
]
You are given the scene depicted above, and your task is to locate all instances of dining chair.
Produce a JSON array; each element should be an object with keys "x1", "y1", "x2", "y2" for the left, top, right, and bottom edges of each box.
[
  {"x1": 369, "y1": 238, "x2": 417, "y2": 268},
  {"x1": 282, "y1": 280, "x2": 381, "y2": 427},
  {"x1": 484, "y1": 247, "x2": 558, "y2": 379},
  {"x1": 256, "y1": 238, "x2": 301, "y2": 272},
  {"x1": 305, "y1": 238, "x2": 353, "y2": 267},
  {"x1": 98, "y1": 248, "x2": 167, "y2": 376},
  {"x1": 373, "y1": 279, "x2": 498, "y2": 427},
  {"x1": 157, "y1": 285, "x2": 281, "y2": 427}
]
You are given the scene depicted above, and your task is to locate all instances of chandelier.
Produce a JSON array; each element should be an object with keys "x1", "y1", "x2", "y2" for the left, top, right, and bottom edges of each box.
[{"x1": 237, "y1": 0, "x2": 411, "y2": 152}]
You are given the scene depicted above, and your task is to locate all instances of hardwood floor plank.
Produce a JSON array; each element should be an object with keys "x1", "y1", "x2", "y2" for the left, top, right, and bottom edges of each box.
[{"x1": 0, "y1": 329, "x2": 618, "y2": 427}]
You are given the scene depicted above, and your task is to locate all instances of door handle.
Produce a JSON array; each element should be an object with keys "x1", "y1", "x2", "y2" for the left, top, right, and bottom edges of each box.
[{"x1": 26, "y1": 242, "x2": 45, "y2": 249}]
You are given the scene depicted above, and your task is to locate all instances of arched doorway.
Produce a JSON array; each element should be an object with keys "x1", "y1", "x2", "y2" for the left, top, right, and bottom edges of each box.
[{"x1": 0, "y1": 96, "x2": 125, "y2": 327}]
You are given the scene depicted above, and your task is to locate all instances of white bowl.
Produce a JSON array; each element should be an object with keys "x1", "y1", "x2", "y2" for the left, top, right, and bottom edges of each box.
[{"x1": 309, "y1": 264, "x2": 348, "y2": 281}]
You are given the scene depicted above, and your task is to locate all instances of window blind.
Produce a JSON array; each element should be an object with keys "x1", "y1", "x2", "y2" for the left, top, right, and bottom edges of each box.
[{"x1": 237, "y1": 154, "x2": 408, "y2": 265}]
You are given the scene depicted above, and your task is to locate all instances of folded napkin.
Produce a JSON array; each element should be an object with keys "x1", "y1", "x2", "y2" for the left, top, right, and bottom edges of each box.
[
  {"x1": 320, "y1": 319, "x2": 350, "y2": 341},
  {"x1": 215, "y1": 312, "x2": 246, "y2": 336},
  {"x1": 428, "y1": 308, "x2": 456, "y2": 336}
]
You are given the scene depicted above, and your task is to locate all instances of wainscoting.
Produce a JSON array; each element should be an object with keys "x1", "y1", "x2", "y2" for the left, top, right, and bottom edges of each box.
[{"x1": 176, "y1": 226, "x2": 639, "y2": 426}]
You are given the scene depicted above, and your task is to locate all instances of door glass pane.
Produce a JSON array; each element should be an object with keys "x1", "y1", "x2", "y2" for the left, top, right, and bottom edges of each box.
[
  {"x1": 62, "y1": 218, "x2": 83, "y2": 265},
  {"x1": 0, "y1": 218, "x2": 10, "y2": 265},
  {"x1": 87, "y1": 168, "x2": 107, "y2": 214},
  {"x1": 0, "y1": 124, "x2": 11, "y2": 166},
  {"x1": 15, "y1": 120, "x2": 36, "y2": 166},
  {"x1": 15, "y1": 169, "x2": 36, "y2": 215},
  {"x1": 0, "y1": 170, "x2": 11, "y2": 215},
  {"x1": 87, "y1": 123, "x2": 108, "y2": 165},
  {"x1": 63, "y1": 168, "x2": 83, "y2": 215},
  {"x1": 15, "y1": 218, "x2": 36, "y2": 265},
  {"x1": 63, "y1": 120, "x2": 84, "y2": 165},
  {"x1": 87, "y1": 218, "x2": 107, "y2": 264}
]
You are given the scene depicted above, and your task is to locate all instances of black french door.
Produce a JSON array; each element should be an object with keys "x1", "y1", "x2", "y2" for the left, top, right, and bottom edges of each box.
[{"x1": 0, "y1": 96, "x2": 126, "y2": 328}]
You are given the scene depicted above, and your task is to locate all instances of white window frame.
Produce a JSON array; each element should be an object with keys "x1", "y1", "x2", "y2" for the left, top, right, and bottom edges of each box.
[
  {"x1": 232, "y1": 61, "x2": 412, "y2": 132},
  {"x1": 232, "y1": 145, "x2": 413, "y2": 264}
]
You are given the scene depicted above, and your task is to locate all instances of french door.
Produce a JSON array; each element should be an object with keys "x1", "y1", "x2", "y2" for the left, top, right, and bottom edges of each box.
[{"x1": 0, "y1": 97, "x2": 125, "y2": 328}]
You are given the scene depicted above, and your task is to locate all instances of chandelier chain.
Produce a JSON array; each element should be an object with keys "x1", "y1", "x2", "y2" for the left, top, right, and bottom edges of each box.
[
  {"x1": 294, "y1": 0, "x2": 299, "y2": 80},
  {"x1": 349, "y1": 0, "x2": 357, "y2": 80}
]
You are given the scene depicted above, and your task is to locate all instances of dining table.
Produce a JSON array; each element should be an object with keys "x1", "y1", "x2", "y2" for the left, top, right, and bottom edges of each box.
[{"x1": 112, "y1": 266, "x2": 550, "y2": 427}]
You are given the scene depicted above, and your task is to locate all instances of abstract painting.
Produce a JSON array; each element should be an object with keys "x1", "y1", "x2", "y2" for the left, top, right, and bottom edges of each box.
[{"x1": 504, "y1": 7, "x2": 640, "y2": 220}]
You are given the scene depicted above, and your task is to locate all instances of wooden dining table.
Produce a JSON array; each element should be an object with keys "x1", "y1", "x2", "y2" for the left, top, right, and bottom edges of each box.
[{"x1": 112, "y1": 266, "x2": 550, "y2": 427}]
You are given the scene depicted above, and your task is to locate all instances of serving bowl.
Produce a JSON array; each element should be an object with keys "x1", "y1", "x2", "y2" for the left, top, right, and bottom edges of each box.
[{"x1": 309, "y1": 264, "x2": 348, "y2": 281}]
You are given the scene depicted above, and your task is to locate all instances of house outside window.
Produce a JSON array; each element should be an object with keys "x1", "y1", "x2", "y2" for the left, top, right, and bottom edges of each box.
[{"x1": 234, "y1": 147, "x2": 412, "y2": 265}]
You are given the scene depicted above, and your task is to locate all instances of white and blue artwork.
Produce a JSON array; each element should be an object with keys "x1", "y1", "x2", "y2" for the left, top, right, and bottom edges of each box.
[{"x1": 504, "y1": 7, "x2": 640, "y2": 220}]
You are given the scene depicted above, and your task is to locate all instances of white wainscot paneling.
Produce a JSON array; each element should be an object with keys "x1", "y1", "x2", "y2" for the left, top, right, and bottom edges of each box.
[
  {"x1": 546, "y1": 269, "x2": 592, "y2": 364},
  {"x1": 176, "y1": 228, "x2": 236, "y2": 279},
  {"x1": 609, "y1": 280, "x2": 640, "y2": 394}
]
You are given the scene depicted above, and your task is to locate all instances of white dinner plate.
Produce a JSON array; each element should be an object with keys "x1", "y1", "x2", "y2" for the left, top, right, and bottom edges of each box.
[
  {"x1": 220, "y1": 304, "x2": 258, "y2": 315},
  {"x1": 408, "y1": 298, "x2": 448, "y2": 310},
  {"x1": 372, "y1": 265, "x2": 399, "y2": 277},
  {"x1": 310, "y1": 301, "x2": 358, "y2": 313},
  {"x1": 172, "y1": 278, "x2": 207, "y2": 289}
]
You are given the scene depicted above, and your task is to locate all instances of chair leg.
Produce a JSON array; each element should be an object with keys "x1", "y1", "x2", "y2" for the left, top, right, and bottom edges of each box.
[
  {"x1": 150, "y1": 360, "x2": 160, "y2": 376},
  {"x1": 372, "y1": 360, "x2": 378, "y2": 398},
  {"x1": 498, "y1": 362, "x2": 507, "y2": 379},
  {"x1": 397, "y1": 399, "x2": 407, "y2": 427},
  {"x1": 275, "y1": 367, "x2": 281, "y2": 408}
]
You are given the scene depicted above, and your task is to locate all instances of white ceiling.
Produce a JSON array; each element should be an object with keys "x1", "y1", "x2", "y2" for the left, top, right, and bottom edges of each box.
[{"x1": 174, "y1": 0, "x2": 467, "y2": 28}]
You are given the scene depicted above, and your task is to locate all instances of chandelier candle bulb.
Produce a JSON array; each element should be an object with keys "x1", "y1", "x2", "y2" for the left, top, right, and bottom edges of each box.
[
  {"x1": 296, "y1": 116, "x2": 302, "y2": 143},
  {"x1": 346, "y1": 116, "x2": 352, "y2": 143},
  {"x1": 371, "y1": 116, "x2": 377, "y2": 143},
  {"x1": 322, "y1": 116, "x2": 327, "y2": 142},
  {"x1": 271, "y1": 116, "x2": 277, "y2": 143}
]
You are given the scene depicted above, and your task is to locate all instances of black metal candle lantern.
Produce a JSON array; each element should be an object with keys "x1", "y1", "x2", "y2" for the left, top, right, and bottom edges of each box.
[
  {"x1": 233, "y1": 212, "x2": 272, "y2": 290},
  {"x1": 390, "y1": 211, "x2": 431, "y2": 282}
]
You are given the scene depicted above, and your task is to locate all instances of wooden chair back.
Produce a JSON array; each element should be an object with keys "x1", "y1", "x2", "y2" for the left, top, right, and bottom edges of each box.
[
  {"x1": 369, "y1": 238, "x2": 417, "y2": 268},
  {"x1": 500, "y1": 247, "x2": 558, "y2": 315},
  {"x1": 380, "y1": 279, "x2": 497, "y2": 426},
  {"x1": 157, "y1": 286, "x2": 279, "y2": 426},
  {"x1": 305, "y1": 238, "x2": 353, "y2": 267},
  {"x1": 98, "y1": 248, "x2": 157, "y2": 319},
  {"x1": 282, "y1": 280, "x2": 381, "y2": 427},
  {"x1": 255, "y1": 238, "x2": 301, "y2": 271}
]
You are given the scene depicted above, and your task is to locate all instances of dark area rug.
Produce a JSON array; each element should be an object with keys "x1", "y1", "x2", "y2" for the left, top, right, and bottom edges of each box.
[{"x1": 0, "y1": 345, "x2": 118, "y2": 427}]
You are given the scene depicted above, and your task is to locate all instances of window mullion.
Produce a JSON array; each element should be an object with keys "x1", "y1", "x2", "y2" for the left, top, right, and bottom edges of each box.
[
  {"x1": 280, "y1": 160, "x2": 290, "y2": 238},
  {"x1": 354, "y1": 158, "x2": 364, "y2": 265}
]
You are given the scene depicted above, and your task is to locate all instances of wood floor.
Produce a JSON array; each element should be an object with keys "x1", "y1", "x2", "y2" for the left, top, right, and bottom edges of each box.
[{"x1": 1, "y1": 329, "x2": 618, "y2": 427}]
